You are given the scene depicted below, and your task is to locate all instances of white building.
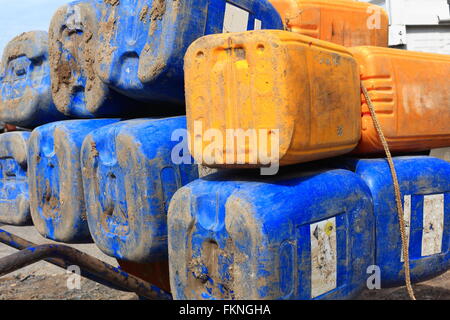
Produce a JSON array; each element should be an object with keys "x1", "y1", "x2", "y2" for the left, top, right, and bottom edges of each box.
[{"x1": 360, "y1": 0, "x2": 450, "y2": 54}]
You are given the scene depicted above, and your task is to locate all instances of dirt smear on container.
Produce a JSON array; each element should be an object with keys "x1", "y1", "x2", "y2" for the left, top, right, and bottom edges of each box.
[
  {"x1": 187, "y1": 238, "x2": 238, "y2": 300},
  {"x1": 138, "y1": 0, "x2": 184, "y2": 83},
  {"x1": 104, "y1": 0, "x2": 119, "y2": 6},
  {"x1": 2, "y1": 32, "x2": 42, "y2": 62},
  {"x1": 49, "y1": 4, "x2": 107, "y2": 114},
  {"x1": 0, "y1": 32, "x2": 48, "y2": 123},
  {"x1": 97, "y1": 6, "x2": 118, "y2": 79},
  {"x1": 149, "y1": 0, "x2": 166, "y2": 36},
  {"x1": 139, "y1": 5, "x2": 149, "y2": 23}
]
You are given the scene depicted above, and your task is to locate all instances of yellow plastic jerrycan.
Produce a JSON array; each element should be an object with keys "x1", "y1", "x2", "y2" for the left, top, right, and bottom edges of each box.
[
  {"x1": 185, "y1": 30, "x2": 361, "y2": 169},
  {"x1": 350, "y1": 46, "x2": 450, "y2": 155},
  {"x1": 269, "y1": 0, "x2": 388, "y2": 47}
]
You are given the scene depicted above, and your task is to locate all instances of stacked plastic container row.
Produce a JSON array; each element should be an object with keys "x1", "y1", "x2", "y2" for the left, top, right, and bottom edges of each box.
[
  {"x1": 0, "y1": 0, "x2": 449, "y2": 300},
  {"x1": 0, "y1": 0, "x2": 285, "y2": 294}
]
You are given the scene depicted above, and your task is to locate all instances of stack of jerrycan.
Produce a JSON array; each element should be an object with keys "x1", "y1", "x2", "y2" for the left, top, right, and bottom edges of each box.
[
  {"x1": 32, "y1": 0, "x2": 283, "y2": 292},
  {"x1": 338, "y1": 156, "x2": 450, "y2": 287},
  {"x1": 267, "y1": 1, "x2": 450, "y2": 155},
  {"x1": 170, "y1": 0, "x2": 450, "y2": 299},
  {"x1": 175, "y1": 30, "x2": 373, "y2": 300},
  {"x1": 47, "y1": 0, "x2": 284, "y2": 118},
  {"x1": 28, "y1": 119, "x2": 120, "y2": 243},
  {"x1": 344, "y1": 44, "x2": 450, "y2": 288},
  {"x1": 0, "y1": 31, "x2": 67, "y2": 228},
  {"x1": 346, "y1": 40, "x2": 450, "y2": 285},
  {"x1": 0, "y1": 0, "x2": 448, "y2": 301}
]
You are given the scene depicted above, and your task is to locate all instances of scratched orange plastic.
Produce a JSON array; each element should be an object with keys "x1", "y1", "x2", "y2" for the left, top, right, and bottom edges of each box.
[
  {"x1": 350, "y1": 46, "x2": 450, "y2": 154},
  {"x1": 269, "y1": 0, "x2": 388, "y2": 47},
  {"x1": 184, "y1": 30, "x2": 361, "y2": 167}
]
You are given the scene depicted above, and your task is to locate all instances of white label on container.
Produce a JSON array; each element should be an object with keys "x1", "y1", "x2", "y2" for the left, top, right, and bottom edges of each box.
[
  {"x1": 310, "y1": 217, "x2": 337, "y2": 298},
  {"x1": 401, "y1": 195, "x2": 412, "y2": 262},
  {"x1": 422, "y1": 194, "x2": 444, "y2": 257},
  {"x1": 223, "y1": 3, "x2": 250, "y2": 33},
  {"x1": 254, "y1": 19, "x2": 262, "y2": 30}
]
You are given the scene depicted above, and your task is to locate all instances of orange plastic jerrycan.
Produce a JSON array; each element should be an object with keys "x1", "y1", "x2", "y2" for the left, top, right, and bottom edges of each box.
[
  {"x1": 269, "y1": 0, "x2": 388, "y2": 47},
  {"x1": 185, "y1": 30, "x2": 361, "y2": 169},
  {"x1": 350, "y1": 46, "x2": 450, "y2": 155}
]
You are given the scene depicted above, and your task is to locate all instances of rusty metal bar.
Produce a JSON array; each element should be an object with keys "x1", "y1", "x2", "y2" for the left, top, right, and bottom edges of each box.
[
  {"x1": 0, "y1": 228, "x2": 90, "y2": 271},
  {"x1": 0, "y1": 228, "x2": 126, "y2": 291},
  {"x1": 0, "y1": 229, "x2": 172, "y2": 300}
]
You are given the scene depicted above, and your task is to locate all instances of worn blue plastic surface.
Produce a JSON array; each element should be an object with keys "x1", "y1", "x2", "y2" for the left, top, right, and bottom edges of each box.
[
  {"x1": 168, "y1": 168, "x2": 375, "y2": 300},
  {"x1": 0, "y1": 31, "x2": 67, "y2": 128},
  {"x1": 81, "y1": 116, "x2": 199, "y2": 262},
  {"x1": 28, "y1": 119, "x2": 120, "y2": 243},
  {"x1": 48, "y1": 0, "x2": 139, "y2": 118},
  {"x1": 0, "y1": 132, "x2": 31, "y2": 225},
  {"x1": 96, "y1": 0, "x2": 284, "y2": 104},
  {"x1": 341, "y1": 156, "x2": 450, "y2": 287}
]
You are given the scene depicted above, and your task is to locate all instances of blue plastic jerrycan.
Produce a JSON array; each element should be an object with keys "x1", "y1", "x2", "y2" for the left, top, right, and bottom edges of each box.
[
  {"x1": 81, "y1": 116, "x2": 199, "y2": 263},
  {"x1": 341, "y1": 156, "x2": 450, "y2": 287},
  {"x1": 168, "y1": 168, "x2": 375, "y2": 300},
  {"x1": 48, "y1": 0, "x2": 140, "y2": 118},
  {"x1": 0, "y1": 31, "x2": 67, "y2": 128},
  {"x1": 96, "y1": 0, "x2": 284, "y2": 105},
  {"x1": 28, "y1": 119, "x2": 120, "y2": 243},
  {"x1": 0, "y1": 132, "x2": 31, "y2": 225}
]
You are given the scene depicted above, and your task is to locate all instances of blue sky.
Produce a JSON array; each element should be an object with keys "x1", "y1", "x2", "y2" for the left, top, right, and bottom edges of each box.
[{"x1": 0, "y1": 0, "x2": 72, "y2": 54}]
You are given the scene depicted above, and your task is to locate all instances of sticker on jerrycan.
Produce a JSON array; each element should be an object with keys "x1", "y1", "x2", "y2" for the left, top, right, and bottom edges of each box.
[
  {"x1": 48, "y1": 0, "x2": 138, "y2": 118},
  {"x1": 340, "y1": 156, "x2": 450, "y2": 287},
  {"x1": 0, "y1": 132, "x2": 31, "y2": 225},
  {"x1": 168, "y1": 168, "x2": 375, "y2": 300},
  {"x1": 28, "y1": 119, "x2": 120, "y2": 243},
  {"x1": 81, "y1": 116, "x2": 199, "y2": 263},
  {"x1": 0, "y1": 31, "x2": 68, "y2": 128},
  {"x1": 95, "y1": 0, "x2": 283, "y2": 105},
  {"x1": 269, "y1": 0, "x2": 389, "y2": 47}
]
